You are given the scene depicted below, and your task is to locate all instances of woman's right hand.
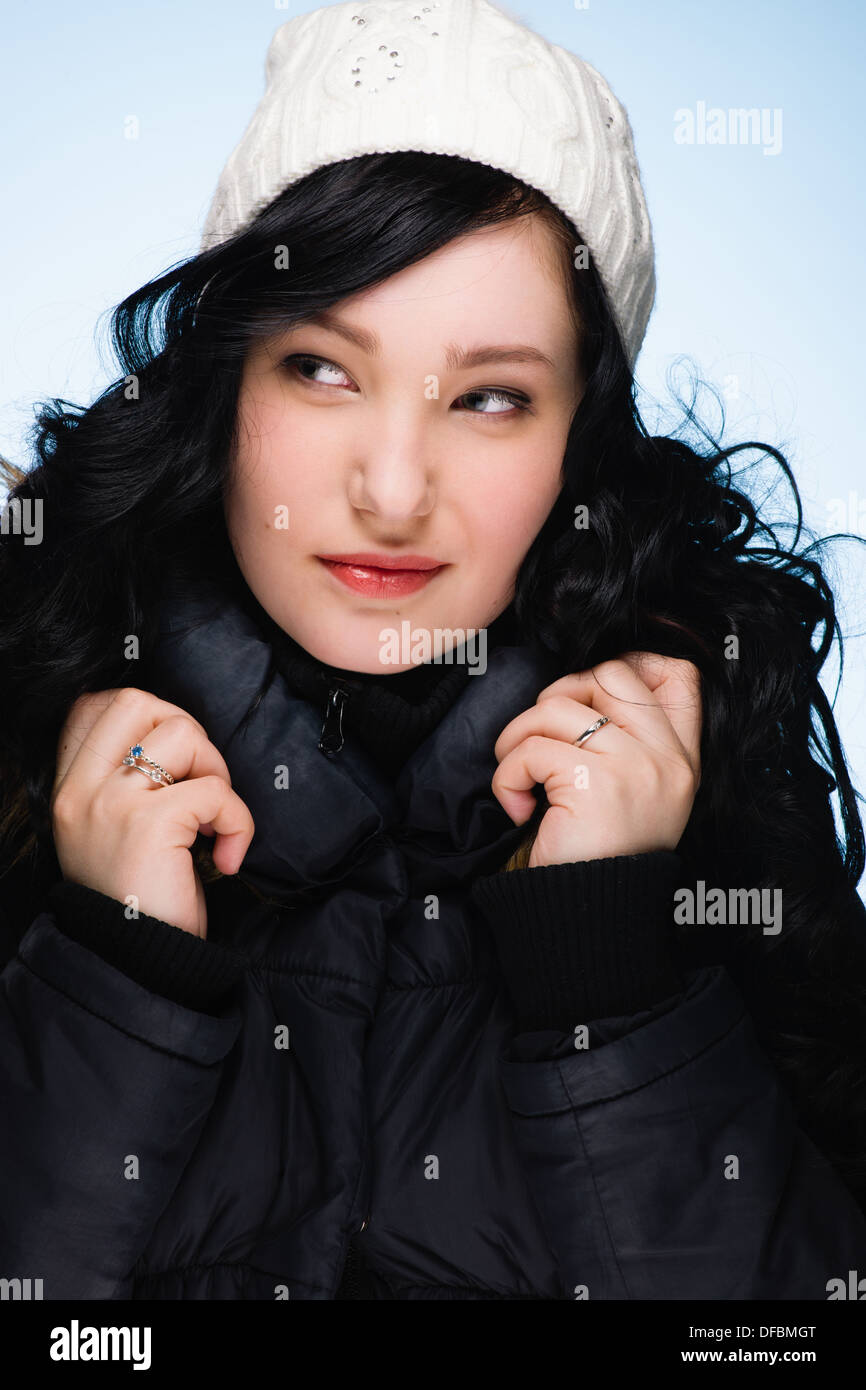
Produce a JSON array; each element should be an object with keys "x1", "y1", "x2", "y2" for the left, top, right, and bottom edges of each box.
[{"x1": 50, "y1": 687, "x2": 256, "y2": 938}]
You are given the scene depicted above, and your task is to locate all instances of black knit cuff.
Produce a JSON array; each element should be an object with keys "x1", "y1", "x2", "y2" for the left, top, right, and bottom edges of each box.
[
  {"x1": 44, "y1": 879, "x2": 245, "y2": 1015},
  {"x1": 470, "y1": 851, "x2": 687, "y2": 1032}
]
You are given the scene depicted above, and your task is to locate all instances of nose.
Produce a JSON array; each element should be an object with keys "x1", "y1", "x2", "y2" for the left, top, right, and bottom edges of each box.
[{"x1": 348, "y1": 424, "x2": 435, "y2": 523}]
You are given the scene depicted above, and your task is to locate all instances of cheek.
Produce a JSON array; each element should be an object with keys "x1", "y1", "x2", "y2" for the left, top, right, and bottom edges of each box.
[
  {"x1": 467, "y1": 450, "x2": 562, "y2": 555},
  {"x1": 227, "y1": 400, "x2": 308, "y2": 539}
]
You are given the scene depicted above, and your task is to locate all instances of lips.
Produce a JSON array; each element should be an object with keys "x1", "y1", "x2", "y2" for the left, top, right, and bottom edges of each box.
[
  {"x1": 318, "y1": 553, "x2": 444, "y2": 570},
  {"x1": 317, "y1": 554, "x2": 446, "y2": 598}
]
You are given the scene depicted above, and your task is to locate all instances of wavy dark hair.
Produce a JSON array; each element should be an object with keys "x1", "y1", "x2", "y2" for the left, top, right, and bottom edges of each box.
[{"x1": 2, "y1": 151, "x2": 866, "y2": 1205}]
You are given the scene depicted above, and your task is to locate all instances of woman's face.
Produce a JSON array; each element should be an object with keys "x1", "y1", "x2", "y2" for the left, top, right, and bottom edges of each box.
[{"x1": 224, "y1": 215, "x2": 583, "y2": 673}]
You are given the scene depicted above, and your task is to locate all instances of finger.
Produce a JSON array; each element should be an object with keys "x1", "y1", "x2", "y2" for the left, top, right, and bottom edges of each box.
[
  {"x1": 54, "y1": 690, "x2": 120, "y2": 791},
  {"x1": 617, "y1": 653, "x2": 702, "y2": 775},
  {"x1": 113, "y1": 714, "x2": 232, "y2": 793},
  {"x1": 532, "y1": 659, "x2": 691, "y2": 771},
  {"x1": 493, "y1": 694, "x2": 629, "y2": 764},
  {"x1": 53, "y1": 688, "x2": 210, "y2": 798},
  {"x1": 491, "y1": 734, "x2": 595, "y2": 825},
  {"x1": 161, "y1": 776, "x2": 255, "y2": 874}
]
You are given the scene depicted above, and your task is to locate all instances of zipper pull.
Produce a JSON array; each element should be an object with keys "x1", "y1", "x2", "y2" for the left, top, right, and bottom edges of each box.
[{"x1": 319, "y1": 680, "x2": 350, "y2": 754}]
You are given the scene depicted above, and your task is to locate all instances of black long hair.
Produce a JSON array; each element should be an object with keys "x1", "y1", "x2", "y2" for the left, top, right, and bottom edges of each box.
[{"x1": 2, "y1": 151, "x2": 866, "y2": 1204}]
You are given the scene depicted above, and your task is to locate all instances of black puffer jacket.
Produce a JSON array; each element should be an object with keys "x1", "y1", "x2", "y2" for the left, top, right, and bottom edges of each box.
[{"x1": 2, "y1": 581, "x2": 865, "y2": 1300}]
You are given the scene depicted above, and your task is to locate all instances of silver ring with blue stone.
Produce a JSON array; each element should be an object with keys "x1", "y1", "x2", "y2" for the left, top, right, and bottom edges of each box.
[{"x1": 122, "y1": 743, "x2": 176, "y2": 786}]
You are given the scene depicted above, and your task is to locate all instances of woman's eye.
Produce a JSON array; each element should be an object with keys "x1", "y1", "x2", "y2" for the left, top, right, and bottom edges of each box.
[
  {"x1": 284, "y1": 354, "x2": 354, "y2": 388},
  {"x1": 456, "y1": 388, "x2": 530, "y2": 418}
]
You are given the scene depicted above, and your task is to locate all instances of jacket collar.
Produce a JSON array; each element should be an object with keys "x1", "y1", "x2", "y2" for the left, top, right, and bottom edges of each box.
[{"x1": 146, "y1": 578, "x2": 563, "y2": 904}]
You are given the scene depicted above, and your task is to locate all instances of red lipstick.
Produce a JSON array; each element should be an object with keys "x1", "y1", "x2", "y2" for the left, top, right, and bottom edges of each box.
[{"x1": 317, "y1": 553, "x2": 446, "y2": 598}]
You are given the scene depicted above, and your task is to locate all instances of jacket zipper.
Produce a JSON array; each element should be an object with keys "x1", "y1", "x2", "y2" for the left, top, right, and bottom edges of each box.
[
  {"x1": 338, "y1": 1218, "x2": 369, "y2": 1300},
  {"x1": 319, "y1": 680, "x2": 351, "y2": 754},
  {"x1": 340, "y1": 1235, "x2": 362, "y2": 1299},
  {"x1": 320, "y1": 686, "x2": 372, "y2": 1296}
]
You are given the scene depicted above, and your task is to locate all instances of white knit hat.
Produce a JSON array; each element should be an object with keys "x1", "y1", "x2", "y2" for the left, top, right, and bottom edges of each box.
[{"x1": 201, "y1": 0, "x2": 656, "y2": 368}]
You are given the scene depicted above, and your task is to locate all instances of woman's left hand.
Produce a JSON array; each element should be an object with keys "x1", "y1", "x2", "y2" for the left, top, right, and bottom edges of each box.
[{"x1": 490, "y1": 653, "x2": 703, "y2": 869}]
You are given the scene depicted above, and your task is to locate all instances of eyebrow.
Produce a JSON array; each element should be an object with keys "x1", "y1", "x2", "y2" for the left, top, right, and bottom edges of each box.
[{"x1": 295, "y1": 309, "x2": 558, "y2": 373}]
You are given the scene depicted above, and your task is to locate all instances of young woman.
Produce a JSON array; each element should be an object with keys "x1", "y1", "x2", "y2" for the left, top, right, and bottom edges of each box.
[{"x1": 1, "y1": 0, "x2": 865, "y2": 1301}]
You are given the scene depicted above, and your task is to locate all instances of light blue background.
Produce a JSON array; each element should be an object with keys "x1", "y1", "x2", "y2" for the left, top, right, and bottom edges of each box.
[{"x1": 2, "y1": 0, "x2": 864, "y2": 891}]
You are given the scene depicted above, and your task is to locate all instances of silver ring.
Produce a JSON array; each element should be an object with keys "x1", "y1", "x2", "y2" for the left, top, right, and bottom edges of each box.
[
  {"x1": 123, "y1": 760, "x2": 171, "y2": 788},
  {"x1": 573, "y1": 715, "x2": 611, "y2": 747},
  {"x1": 122, "y1": 742, "x2": 176, "y2": 786}
]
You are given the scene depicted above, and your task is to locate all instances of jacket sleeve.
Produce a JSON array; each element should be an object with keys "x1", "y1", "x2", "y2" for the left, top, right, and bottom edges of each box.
[
  {"x1": 43, "y1": 878, "x2": 246, "y2": 1014},
  {"x1": 471, "y1": 852, "x2": 866, "y2": 1299},
  {"x1": 0, "y1": 887, "x2": 243, "y2": 1299}
]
